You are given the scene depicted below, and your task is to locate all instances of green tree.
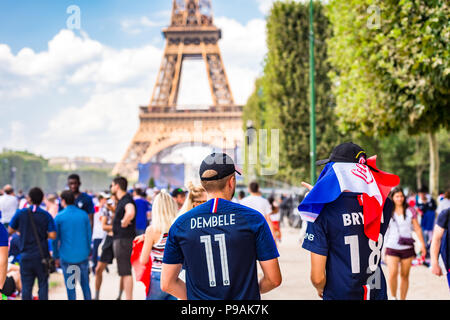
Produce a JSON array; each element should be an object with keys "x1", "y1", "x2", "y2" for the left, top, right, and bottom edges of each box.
[
  {"x1": 246, "y1": 0, "x2": 341, "y2": 185},
  {"x1": 148, "y1": 177, "x2": 155, "y2": 189},
  {"x1": 327, "y1": 0, "x2": 450, "y2": 198}
]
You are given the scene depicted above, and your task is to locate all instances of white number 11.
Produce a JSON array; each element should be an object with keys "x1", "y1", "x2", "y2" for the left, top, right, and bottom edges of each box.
[{"x1": 200, "y1": 233, "x2": 230, "y2": 287}]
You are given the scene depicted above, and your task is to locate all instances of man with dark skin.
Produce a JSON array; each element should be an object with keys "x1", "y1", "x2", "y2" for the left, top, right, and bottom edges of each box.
[{"x1": 67, "y1": 174, "x2": 95, "y2": 229}]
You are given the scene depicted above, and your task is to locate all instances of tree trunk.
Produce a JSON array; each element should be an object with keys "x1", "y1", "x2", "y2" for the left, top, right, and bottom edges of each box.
[
  {"x1": 416, "y1": 167, "x2": 423, "y2": 191},
  {"x1": 415, "y1": 137, "x2": 422, "y2": 190},
  {"x1": 428, "y1": 131, "x2": 439, "y2": 200}
]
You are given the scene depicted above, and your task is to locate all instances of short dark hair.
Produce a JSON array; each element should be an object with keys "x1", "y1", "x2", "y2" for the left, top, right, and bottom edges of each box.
[
  {"x1": 201, "y1": 174, "x2": 233, "y2": 193},
  {"x1": 28, "y1": 188, "x2": 44, "y2": 205},
  {"x1": 249, "y1": 181, "x2": 259, "y2": 193},
  {"x1": 4, "y1": 186, "x2": 14, "y2": 195},
  {"x1": 113, "y1": 177, "x2": 128, "y2": 191},
  {"x1": 134, "y1": 188, "x2": 145, "y2": 197},
  {"x1": 68, "y1": 174, "x2": 81, "y2": 183},
  {"x1": 60, "y1": 190, "x2": 75, "y2": 205},
  {"x1": 418, "y1": 186, "x2": 428, "y2": 193}
]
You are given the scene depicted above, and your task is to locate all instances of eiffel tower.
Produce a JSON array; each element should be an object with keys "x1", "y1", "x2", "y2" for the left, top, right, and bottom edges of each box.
[{"x1": 113, "y1": 0, "x2": 243, "y2": 180}]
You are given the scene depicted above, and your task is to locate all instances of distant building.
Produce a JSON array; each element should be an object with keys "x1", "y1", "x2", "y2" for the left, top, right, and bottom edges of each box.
[{"x1": 48, "y1": 157, "x2": 116, "y2": 171}]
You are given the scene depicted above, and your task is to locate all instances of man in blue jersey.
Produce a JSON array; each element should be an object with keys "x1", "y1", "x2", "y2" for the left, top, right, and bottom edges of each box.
[
  {"x1": 8, "y1": 187, "x2": 57, "y2": 300},
  {"x1": 67, "y1": 174, "x2": 95, "y2": 228},
  {"x1": 301, "y1": 143, "x2": 394, "y2": 300},
  {"x1": 161, "y1": 153, "x2": 281, "y2": 300}
]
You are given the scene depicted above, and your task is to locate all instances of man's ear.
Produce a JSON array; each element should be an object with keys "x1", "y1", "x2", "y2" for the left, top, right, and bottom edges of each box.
[{"x1": 230, "y1": 175, "x2": 236, "y2": 188}]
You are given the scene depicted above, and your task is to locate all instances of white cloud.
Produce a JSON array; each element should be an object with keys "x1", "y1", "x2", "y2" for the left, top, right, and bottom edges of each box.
[
  {"x1": 121, "y1": 16, "x2": 168, "y2": 35},
  {"x1": 216, "y1": 17, "x2": 267, "y2": 105},
  {"x1": 1, "y1": 14, "x2": 269, "y2": 162},
  {"x1": 9, "y1": 121, "x2": 27, "y2": 150},
  {"x1": 38, "y1": 88, "x2": 147, "y2": 161},
  {"x1": 255, "y1": 0, "x2": 277, "y2": 15},
  {"x1": 68, "y1": 45, "x2": 162, "y2": 87},
  {"x1": 0, "y1": 30, "x2": 104, "y2": 99},
  {"x1": 255, "y1": 0, "x2": 311, "y2": 15}
]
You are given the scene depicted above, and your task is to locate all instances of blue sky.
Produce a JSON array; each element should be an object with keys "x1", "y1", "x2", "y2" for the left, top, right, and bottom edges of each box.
[
  {"x1": 0, "y1": 0, "x2": 265, "y2": 53},
  {"x1": 0, "y1": 0, "x2": 275, "y2": 162}
]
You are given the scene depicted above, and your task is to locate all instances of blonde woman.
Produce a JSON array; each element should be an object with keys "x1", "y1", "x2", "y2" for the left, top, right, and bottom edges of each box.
[
  {"x1": 138, "y1": 191, "x2": 178, "y2": 300},
  {"x1": 178, "y1": 182, "x2": 207, "y2": 215},
  {"x1": 175, "y1": 182, "x2": 207, "y2": 284}
]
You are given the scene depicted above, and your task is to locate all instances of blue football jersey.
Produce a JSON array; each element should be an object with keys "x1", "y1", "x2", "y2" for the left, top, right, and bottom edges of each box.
[
  {"x1": 302, "y1": 192, "x2": 393, "y2": 300},
  {"x1": 163, "y1": 198, "x2": 279, "y2": 300},
  {"x1": 0, "y1": 223, "x2": 8, "y2": 247}
]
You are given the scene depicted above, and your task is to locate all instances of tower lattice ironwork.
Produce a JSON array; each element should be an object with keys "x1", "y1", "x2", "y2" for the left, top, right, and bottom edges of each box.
[{"x1": 113, "y1": 0, "x2": 242, "y2": 180}]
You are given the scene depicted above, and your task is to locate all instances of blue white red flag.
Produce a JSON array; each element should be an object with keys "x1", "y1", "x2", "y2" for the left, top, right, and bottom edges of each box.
[{"x1": 298, "y1": 156, "x2": 400, "y2": 241}]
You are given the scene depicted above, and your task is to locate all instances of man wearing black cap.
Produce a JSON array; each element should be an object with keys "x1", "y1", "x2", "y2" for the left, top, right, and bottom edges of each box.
[
  {"x1": 161, "y1": 153, "x2": 281, "y2": 300},
  {"x1": 300, "y1": 142, "x2": 397, "y2": 300}
]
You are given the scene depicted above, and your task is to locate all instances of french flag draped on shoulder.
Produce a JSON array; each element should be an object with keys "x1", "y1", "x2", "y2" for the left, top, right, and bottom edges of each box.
[{"x1": 298, "y1": 156, "x2": 400, "y2": 241}]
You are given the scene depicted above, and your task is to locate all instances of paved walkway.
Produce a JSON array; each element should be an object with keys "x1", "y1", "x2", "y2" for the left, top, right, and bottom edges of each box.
[{"x1": 48, "y1": 225, "x2": 449, "y2": 300}]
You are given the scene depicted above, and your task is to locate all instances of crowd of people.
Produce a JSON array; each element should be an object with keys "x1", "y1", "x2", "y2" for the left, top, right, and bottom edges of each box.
[
  {"x1": 0, "y1": 145, "x2": 449, "y2": 301},
  {"x1": 0, "y1": 170, "x2": 288, "y2": 300}
]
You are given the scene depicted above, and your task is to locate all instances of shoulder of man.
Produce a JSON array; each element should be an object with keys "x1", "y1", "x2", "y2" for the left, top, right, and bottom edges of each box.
[
  {"x1": 231, "y1": 201, "x2": 267, "y2": 224},
  {"x1": 37, "y1": 207, "x2": 54, "y2": 219},
  {"x1": 437, "y1": 208, "x2": 450, "y2": 229}
]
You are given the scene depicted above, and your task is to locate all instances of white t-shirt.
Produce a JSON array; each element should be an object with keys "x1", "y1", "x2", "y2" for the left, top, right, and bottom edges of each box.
[
  {"x1": 437, "y1": 198, "x2": 450, "y2": 215},
  {"x1": 92, "y1": 207, "x2": 106, "y2": 240},
  {"x1": 240, "y1": 195, "x2": 272, "y2": 217},
  {"x1": 385, "y1": 208, "x2": 415, "y2": 250},
  {"x1": 0, "y1": 194, "x2": 19, "y2": 224}
]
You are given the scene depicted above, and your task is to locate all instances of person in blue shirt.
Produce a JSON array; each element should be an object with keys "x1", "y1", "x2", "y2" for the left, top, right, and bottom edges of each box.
[
  {"x1": 133, "y1": 188, "x2": 152, "y2": 236},
  {"x1": 0, "y1": 223, "x2": 8, "y2": 295},
  {"x1": 53, "y1": 190, "x2": 92, "y2": 300},
  {"x1": 8, "y1": 187, "x2": 56, "y2": 300},
  {"x1": 301, "y1": 144, "x2": 394, "y2": 300},
  {"x1": 161, "y1": 153, "x2": 282, "y2": 300},
  {"x1": 67, "y1": 174, "x2": 95, "y2": 228},
  {"x1": 416, "y1": 186, "x2": 437, "y2": 260},
  {"x1": 8, "y1": 233, "x2": 21, "y2": 264}
]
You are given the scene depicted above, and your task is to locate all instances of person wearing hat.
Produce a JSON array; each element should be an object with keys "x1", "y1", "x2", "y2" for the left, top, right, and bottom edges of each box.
[
  {"x1": 299, "y1": 142, "x2": 399, "y2": 300},
  {"x1": 171, "y1": 188, "x2": 187, "y2": 211},
  {"x1": 161, "y1": 153, "x2": 282, "y2": 300}
]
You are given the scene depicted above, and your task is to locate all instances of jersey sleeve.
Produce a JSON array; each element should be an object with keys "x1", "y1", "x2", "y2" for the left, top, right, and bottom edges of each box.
[
  {"x1": 248, "y1": 211, "x2": 279, "y2": 261},
  {"x1": 47, "y1": 213, "x2": 57, "y2": 233},
  {"x1": 87, "y1": 196, "x2": 95, "y2": 215},
  {"x1": 8, "y1": 210, "x2": 20, "y2": 231},
  {"x1": 0, "y1": 224, "x2": 8, "y2": 247},
  {"x1": 302, "y1": 216, "x2": 329, "y2": 256},
  {"x1": 162, "y1": 223, "x2": 184, "y2": 265},
  {"x1": 436, "y1": 208, "x2": 449, "y2": 230}
]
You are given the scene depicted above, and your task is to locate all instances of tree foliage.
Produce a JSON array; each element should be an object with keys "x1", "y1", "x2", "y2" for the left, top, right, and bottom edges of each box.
[
  {"x1": 326, "y1": 0, "x2": 449, "y2": 197},
  {"x1": 327, "y1": 0, "x2": 449, "y2": 135},
  {"x1": 244, "y1": 0, "x2": 342, "y2": 184},
  {"x1": 0, "y1": 150, "x2": 114, "y2": 193}
]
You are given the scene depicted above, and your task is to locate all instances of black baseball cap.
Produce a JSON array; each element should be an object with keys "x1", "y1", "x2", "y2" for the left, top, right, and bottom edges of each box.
[
  {"x1": 316, "y1": 142, "x2": 367, "y2": 166},
  {"x1": 199, "y1": 153, "x2": 242, "y2": 181},
  {"x1": 171, "y1": 188, "x2": 186, "y2": 197}
]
